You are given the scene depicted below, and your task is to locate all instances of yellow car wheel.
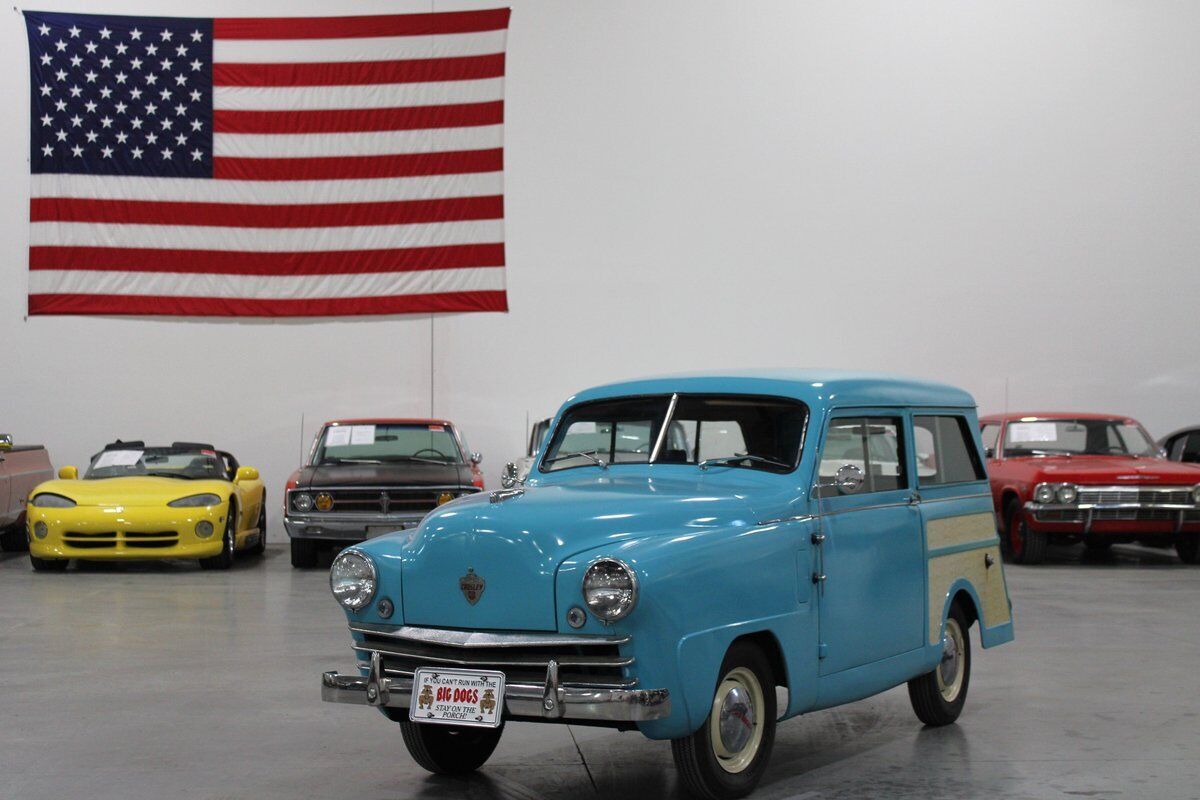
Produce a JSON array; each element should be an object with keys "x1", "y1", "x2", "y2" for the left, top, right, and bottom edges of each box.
[{"x1": 199, "y1": 505, "x2": 237, "y2": 571}]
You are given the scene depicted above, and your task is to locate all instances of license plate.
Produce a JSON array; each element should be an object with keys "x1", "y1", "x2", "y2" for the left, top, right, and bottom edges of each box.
[{"x1": 410, "y1": 668, "x2": 505, "y2": 728}]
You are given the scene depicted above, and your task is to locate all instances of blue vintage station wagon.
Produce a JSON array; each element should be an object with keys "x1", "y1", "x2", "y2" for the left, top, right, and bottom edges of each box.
[{"x1": 321, "y1": 371, "x2": 1015, "y2": 799}]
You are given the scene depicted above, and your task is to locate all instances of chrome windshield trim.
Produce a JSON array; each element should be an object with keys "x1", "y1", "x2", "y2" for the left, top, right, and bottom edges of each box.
[
  {"x1": 350, "y1": 622, "x2": 630, "y2": 649},
  {"x1": 649, "y1": 392, "x2": 679, "y2": 463}
]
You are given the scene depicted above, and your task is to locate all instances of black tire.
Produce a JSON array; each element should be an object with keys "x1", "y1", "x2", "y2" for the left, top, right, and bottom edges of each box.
[
  {"x1": 30, "y1": 554, "x2": 68, "y2": 572},
  {"x1": 0, "y1": 524, "x2": 29, "y2": 552},
  {"x1": 1083, "y1": 538, "x2": 1113, "y2": 553},
  {"x1": 290, "y1": 538, "x2": 318, "y2": 568},
  {"x1": 399, "y1": 719, "x2": 504, "y2": 775},
  {"x1": 1176, "y1": 533, "x2": 1200, "y2": 564},
  {"x1": 248, "y1": 497, "x2": 266, "y2": 556},
  {"x1": 1005, "y1": 500, "x2": 1046, "y2": 565},
  {"x1": 908, "y1": 603, "x2": 971, "y2": 726},
  {"x1": 671, "y1": 642, "x2": 777, "y2": 800},
  {"x1": 199, "y1": 504, "x2": 236, "y2": 570}
]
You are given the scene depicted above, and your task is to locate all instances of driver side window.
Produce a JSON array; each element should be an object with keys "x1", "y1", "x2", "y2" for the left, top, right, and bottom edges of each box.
[{"x1": 817, "y1": 417, "x2": 907, "y2": 498}]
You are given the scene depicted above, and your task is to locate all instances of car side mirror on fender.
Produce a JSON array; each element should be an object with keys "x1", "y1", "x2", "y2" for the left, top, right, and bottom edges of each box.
[
  {"x1": 58, "y1": 465, "x2": 78, "y2": 480},
  {"x1": 0, "y1": 433, "x2": 12, "y2": 451},
  {"x1": 235, "y1": 466, "x2": 259, "y2": 483}
]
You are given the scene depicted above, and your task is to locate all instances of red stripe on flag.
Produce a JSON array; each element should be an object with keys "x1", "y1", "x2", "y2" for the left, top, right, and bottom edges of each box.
[
  {"x1": 31, "y1": 196, "x2": 503, "y2": 229},
  {"x1": 212, "y1": 8, "x2": 510, "y2": 40},
  {"x1": 214, "y1": 101, "x2": 503, "y2": 134},
  {"x1": 29, "y1": 290, "x2": 509, "y2": 317},
  {"x1": 213, "y1": 148, "x2": 503, "y2": 181},
  {"x1": 213, "y1": 54, "x2": 505, "y2": 87},
  {"x1": 29, "y1": 244, "x2": 505, "y2": 275}
]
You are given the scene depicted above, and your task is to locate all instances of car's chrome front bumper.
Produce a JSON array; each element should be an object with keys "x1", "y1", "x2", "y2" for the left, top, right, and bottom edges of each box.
[
  {"x1": 1025, "y1": 501, "x2": 1200, "y2": 534},
  {"x1": 321, "y1": 652, "x2": 670, "y2": 723},
  {"x1": 284, "y1": 512, "x2": 424, "y2": 541}
]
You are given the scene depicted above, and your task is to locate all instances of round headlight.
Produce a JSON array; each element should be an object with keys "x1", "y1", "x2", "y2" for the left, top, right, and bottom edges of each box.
[
  {"x1": 582, "y1": 558, "x2": 638, "y2": 622},
  {"x1": 33, "y1": 521, "x2": 48, "y2": 539},
  {"x1": 292, "y1": 493, "x2": 313, "y2": 512},
  {"x1": 330, "y1": 550, "x2": 377, "y2": 610},
  {"x1": 1193, "y1": 485, "x2": 1200, "y2": 503},
  {"x1": 315, "y1": 493, "x2": 334, "y2": 512},
  {"x1": 1056, "y1": 484, "x2": 1078, "y2": 504},
  {"x1": 195, "y1": 520, "x2": 214, "y2": 538},
  {"x1": 1033, "y1": 483, "x2": 1056, "y2": 504}
]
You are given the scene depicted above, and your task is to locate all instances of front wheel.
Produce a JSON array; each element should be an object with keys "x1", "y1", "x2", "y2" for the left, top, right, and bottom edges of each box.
[
  {"x1": 399, "y1": 720, "x2": 504, "y2": 774},
  {"x1": 199, "y1": 508, "x2": 236, "y2": 570},
  {"x1": 908, "y1": 604, "x2": 972, "y2": 726},
  {"x1": 671, "y1": 642, "x2": 777, "y2": 800},
  {"x1": 290, "y1": 538, "x2": 318, "y2": 568},
  {"x1": 1176, "y1": 533, "x2": 1199, "y2": 564},
  {"x1": 30, "y1": 554, "x2": 68, "y2": 572},
  {"x1": 1005, "y1": 501, "x2": 1046, "y2": 565}
]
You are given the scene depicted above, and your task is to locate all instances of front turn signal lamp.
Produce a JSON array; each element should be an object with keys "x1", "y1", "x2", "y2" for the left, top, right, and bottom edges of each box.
[
  {"x1": 314, "y1": 493, "x2": 334, "y2": 511},
  {"x1": 437, "y1": 492, "x2": 454, "y2": 506}
]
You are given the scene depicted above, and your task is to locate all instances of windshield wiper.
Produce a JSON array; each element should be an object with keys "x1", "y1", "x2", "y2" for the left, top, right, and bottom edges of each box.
[
  {"x1": 389, "y1": 456, "x2": 447, "y2": 465},
  {"x1": 699, "y1": 454, "x2": 791, "y2": 471},
  {"x1": 544, "y1": 449, "x2": 608, "y2": 469},
  {"x1": 320, "y1": 457, "x2": 383, "y2": 465},
  {"x1": 143, "y1": 471, "x2": 195, "y2": 480}
]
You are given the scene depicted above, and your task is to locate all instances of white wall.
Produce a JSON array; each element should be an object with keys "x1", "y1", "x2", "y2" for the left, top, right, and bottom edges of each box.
[{"x1": 4, "y1": 1, "x2": 1199, "y2": 519}]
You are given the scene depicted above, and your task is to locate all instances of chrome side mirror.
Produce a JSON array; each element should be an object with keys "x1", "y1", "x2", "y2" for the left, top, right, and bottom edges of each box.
[
  {"x1": 0, "y1": 433, "x2": 12, "y2": 451},
  {"x1": 500, "y1": 461, "x2": 519, "y2": 489},
  {"x1": 984, "y1": 447, "x2": 995, "y2": 459},
  {"x1": 471, "y1": 451, "x2": 483, "y2": 465},
  {"x1": 835, "y1": 463, "x2": 866, "y2": 495}
]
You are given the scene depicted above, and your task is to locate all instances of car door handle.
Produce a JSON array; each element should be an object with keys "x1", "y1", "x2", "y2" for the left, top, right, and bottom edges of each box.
[
  {"x1": 812, "y1": 573, "x2": 826, "y2": 584},
  {"x1": 907, "y1": 491, "x2": 921, "y2": 505}
]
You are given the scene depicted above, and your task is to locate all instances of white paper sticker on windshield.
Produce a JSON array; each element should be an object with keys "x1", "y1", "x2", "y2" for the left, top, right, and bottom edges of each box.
[
  {"x1": 350, "y1": 425, "x2": 376, "y2": 445},
  {"x1": 94, "y1": 449, "x2": 143, "y2": 468},
  {"x1": 324, "y1": 426, "x2": 352, "y2": 447},
  {"x1": 1009, "y1": 422, "x2": 1057, "y2": 442}
]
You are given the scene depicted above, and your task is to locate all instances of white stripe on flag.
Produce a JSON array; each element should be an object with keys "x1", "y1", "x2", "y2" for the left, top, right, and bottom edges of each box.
[
  {"x1": 213, "y1": 125, "x2": 503, "y2": 158},
  {"x1": 213, "y1": 78, "x2": 504, "y2": 111},
  {"x1": 212, "y1": 30, "x2": 507, "y2": 63},
  {"x1": 30, "y1": 265, "x2": 506, "y2": 299},
  {"x1": 30, "y1": 219, "x2": 504, "y2": 252},
  {"x1": 31, "y1": 172, "x2": 504, "y2": 204}
]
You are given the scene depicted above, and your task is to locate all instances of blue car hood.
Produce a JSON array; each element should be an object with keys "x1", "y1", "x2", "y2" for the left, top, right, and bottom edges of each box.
[{"x1": 399, "y1": 472, "x2": 763, "y2": 631}]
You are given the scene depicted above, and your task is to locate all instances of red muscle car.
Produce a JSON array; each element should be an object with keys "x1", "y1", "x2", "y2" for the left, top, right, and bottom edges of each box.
[{"x1": 980, "y1": 412, "x2": 1200, "y2": 564}]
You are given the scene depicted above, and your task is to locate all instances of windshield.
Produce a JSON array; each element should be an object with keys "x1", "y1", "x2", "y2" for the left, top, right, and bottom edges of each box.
[
  {"x1": 541, "y1": 394, "x2": 807, "y2": 473},
  {"x1": 314, "y1": 423, "x2": 463, "y2": 465},
  {"x1": 1004, "y1": 419, "x2": 1157, "y2": 457},
  {"x1": 85, "y1": 447, "x2": 226, "y2": 480}
]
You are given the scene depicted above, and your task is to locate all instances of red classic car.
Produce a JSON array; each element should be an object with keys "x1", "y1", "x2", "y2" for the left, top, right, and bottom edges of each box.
[{"x1": 980, "y1": 412, "x2": 1200, "y2": 564}]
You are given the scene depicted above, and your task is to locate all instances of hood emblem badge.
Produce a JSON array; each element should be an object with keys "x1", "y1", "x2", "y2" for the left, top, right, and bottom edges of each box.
[
  {"x1": 490, "y1": 488, "x2": 524, "y2": 504},
  {"x1": 459, "y1": 568, "x2": 485, "y2": 605}
]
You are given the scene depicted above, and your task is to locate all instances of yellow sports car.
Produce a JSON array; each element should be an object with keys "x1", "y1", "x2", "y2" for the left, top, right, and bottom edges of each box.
[{"x1": 26, "y1": 440, "x2": 266, "y2": 572}]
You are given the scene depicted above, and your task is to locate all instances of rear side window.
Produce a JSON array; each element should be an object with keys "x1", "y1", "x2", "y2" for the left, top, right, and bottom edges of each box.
[
  {"x1": 817, "y1": 417, "x2": 907, "y2": 497},
  {"x1": 914, "y1": 415, "x2": 986, "y2": 485}
]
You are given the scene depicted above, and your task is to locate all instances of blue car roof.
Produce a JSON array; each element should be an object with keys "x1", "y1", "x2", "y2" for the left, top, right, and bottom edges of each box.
[{"x1": 567, "y1": 370, "x2": 976, "y2": 410}]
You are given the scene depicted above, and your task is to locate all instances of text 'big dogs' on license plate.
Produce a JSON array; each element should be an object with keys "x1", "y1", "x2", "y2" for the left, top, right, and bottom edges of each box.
[{"x1": 410, "y1": 668, "x2": 505, "y2": 728}]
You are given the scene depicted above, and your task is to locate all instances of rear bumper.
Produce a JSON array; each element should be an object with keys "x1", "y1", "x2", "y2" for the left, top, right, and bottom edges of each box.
[
  {"x1": 284, "y1": 513, "x2": 424, "y2": 541},
  {"x1": 321, "y1": 652, "x2": 670, "y2": 724},
  {"x1": 1026, "y1": 501, "x2": 1200, "y2": 535}
]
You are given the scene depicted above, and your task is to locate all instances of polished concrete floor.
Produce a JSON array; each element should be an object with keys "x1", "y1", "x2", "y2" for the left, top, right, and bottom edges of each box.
[{"x1": 1, "y1": 540, "x2": 1198, "y2": 800}]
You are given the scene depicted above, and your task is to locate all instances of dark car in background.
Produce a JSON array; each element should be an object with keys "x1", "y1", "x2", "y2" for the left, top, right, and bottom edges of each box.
[{"x1": 284, "y1": 419, "x2": 485, "y2": 568}]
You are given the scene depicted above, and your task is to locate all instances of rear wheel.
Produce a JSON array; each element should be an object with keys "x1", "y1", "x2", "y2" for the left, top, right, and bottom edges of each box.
[
  {"x1": 30, "y1": 554, "x2": 68, "y2": 572},
  {"x1": 248, "y1": 497, "x2": 266, "y2": 556},
  {"x1": 671, "y1": 642, "x2": 777, "y2": 800},
  {"x1": 908, "y1": 604, "x2": 971, "y2": 726},
  {"x1": 290, "y1": 538, "x2": 318, "y2": 568},
  {"x1": 1005, "y1": 500, "x2": 1046, "y2": 565},
  {"x1": 1176, "y1": 533, "x2": 1200, "y2": 564},
  {"x1": 399, "y1": 720, "x2": 504, "y2": 774},
  {"x1": 199, "y1": 506, "x2": 236, "y2": 570}
]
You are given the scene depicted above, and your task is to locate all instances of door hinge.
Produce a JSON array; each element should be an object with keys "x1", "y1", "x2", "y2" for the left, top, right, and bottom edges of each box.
[
  {"x1": 812, "y1": 572, "x2": 826, "y2": 584},
  {"x1": 818, "y1": 643, "x2": 828, "y2": 660}
]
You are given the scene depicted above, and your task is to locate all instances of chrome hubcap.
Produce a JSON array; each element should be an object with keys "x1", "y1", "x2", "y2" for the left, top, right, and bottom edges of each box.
[
  {"x1": 709, "y1": 666, "x2": 765, "y2": 774},
  {"x1": 717, "y1": 685, "x2": 755, "y2": 755},
  {"x1": 936, "y1": 619, "x2": 965, "y2": 702}
]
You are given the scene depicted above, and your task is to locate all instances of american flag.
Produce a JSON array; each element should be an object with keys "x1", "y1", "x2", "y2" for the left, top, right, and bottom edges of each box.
[{"x1": 24, "y1": 9, "x2": 509, "y2": 317}]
